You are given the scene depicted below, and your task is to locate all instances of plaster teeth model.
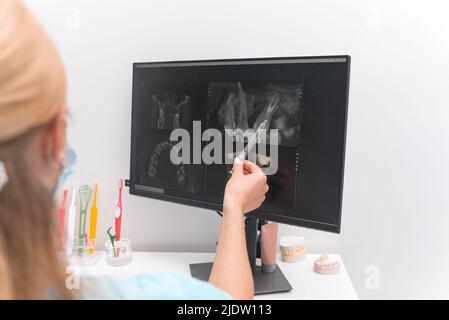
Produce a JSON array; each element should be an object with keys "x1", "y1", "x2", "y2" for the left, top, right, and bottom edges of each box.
[
  {"x1": 279, "y1": 236, "x2": 307, "y2": 262},
  {"x1": 313, "y1": 254, "x2": 341, "y2": 275}
]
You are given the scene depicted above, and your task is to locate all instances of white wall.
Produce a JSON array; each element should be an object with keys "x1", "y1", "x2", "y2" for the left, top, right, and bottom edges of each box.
[{"x1": 25, "y1": 0, "x2": 449, "y2": 299}]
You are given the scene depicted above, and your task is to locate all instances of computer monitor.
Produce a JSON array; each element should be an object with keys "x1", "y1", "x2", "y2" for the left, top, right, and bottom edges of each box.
[{"x1": 129, "y1": 56, "x2": 350, "y2": 234}]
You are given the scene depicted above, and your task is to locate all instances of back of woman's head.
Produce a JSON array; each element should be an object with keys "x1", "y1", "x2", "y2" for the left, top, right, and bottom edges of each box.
[
  {"x1": 0, "y1": 0, "x2": 72, "y2": 299},
  {"x1": 0, "y1": 0, "x2": 66, "y2": 142}
]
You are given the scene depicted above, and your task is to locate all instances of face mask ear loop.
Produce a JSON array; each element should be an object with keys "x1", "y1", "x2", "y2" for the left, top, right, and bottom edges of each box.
[
  {"x1": 0, "y1": 160, "x2": 9, "y2": 193},
  {"x1": 51, "y1": 145, "x2": 77, "y2": 197}
]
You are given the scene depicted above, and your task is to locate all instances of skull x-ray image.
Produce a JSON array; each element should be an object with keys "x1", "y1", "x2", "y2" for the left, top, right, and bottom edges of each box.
[
  {"x1": 151, "y1": 92, "x2": 192, "y2": 130},
  {"x1": 135, "y1": 83, "x2": 204, "y2": 193}
]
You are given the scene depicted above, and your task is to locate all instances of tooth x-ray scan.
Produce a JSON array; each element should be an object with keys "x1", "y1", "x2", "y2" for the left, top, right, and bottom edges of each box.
[
  {"x1": 208, "y1": 82, "x2": 303, "y2": 145},
  {"x1": 131, "y1": 57, "x2": 350, "y2": 232},
  {"x1": 135, "y1": 80, "x2": 303, "y2": 211},
  {"x1": 206, "y1": 82, "x2": 303, "y2": 210}
]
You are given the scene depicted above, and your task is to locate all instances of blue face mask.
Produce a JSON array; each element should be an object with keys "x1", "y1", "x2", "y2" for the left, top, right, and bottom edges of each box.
[{"x1": 52, "y1": 145, "x2": 77, "y2": 197}]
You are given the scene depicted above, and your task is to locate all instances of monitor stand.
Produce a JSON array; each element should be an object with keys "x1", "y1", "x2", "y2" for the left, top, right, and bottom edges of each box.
[{"x1": 189, "y1": 216, "x2": 292, "y2": 295}]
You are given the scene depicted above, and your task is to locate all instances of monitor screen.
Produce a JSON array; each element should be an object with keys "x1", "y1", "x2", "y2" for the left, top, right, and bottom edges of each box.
[{"x1": 130, "y1": 56, "x2": 350, "y2": 233}]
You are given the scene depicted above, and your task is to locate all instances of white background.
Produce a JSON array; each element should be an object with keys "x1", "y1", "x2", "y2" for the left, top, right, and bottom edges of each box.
[{"x1": 25, "y1": 0, "x2": 449, "y2": 299}]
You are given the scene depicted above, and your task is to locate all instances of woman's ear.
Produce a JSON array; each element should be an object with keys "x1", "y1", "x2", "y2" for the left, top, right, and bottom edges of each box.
[{"x1": 40, "y1": 104, "x2": 67, "y2": 166}]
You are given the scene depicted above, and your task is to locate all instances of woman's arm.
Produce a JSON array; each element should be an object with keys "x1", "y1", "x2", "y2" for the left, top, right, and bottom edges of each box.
[{"x1": 208, "y1": 158, "x2": 268, "y2": 300}]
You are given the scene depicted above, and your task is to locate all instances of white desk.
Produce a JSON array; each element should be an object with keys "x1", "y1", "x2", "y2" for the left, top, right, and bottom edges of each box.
[{"x1": 70, "y1": 252, "x2": 358, "y2": 300}]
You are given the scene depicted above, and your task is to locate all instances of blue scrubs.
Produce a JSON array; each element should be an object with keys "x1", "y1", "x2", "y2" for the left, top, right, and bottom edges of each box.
[{"x1": 82, "y1": 273, "x2": 232, "y2": 300}]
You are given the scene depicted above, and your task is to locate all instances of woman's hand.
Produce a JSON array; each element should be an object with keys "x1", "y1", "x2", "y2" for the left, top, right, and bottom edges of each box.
[
  {"x1": 224, "y1": 158, "x2": 269, "y2": 215},
  {"x1": 209, "y1": 157, "x2": 268, "y2": 299}
]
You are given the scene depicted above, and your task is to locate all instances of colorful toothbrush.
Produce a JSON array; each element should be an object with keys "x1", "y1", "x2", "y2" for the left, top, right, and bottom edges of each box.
[
  {"x1": 57, "y1": 188, "x2": 68, "y2": 242},
  {"x1": 88, "y1": 182, "x2": 99, "y2": 255},
  {"x1": 78, "y1": 185, "x2": 92, "y2": 255},
  {"x1": 66, "y1": 188, "x2": 77, "y2": 256},
  {"x1": 114, "y1": 178, "x2": 123, "y2": 257}
]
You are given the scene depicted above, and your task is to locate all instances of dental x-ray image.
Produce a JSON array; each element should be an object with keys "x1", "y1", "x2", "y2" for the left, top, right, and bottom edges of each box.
[
  {"x1": 135, "y1": 83, "x2": 205, "y2": 194},
  {"x1": 152, "y1": 92, "x2": 190, "y2": 130},
  {"x1": 208, "y1": 82, "x2": 303, "y2": 146},
  {"x1": 134, "y1": 80, "x2": 303, "y2": 210},
  {"x1": 150, "y1": 89, "x2": 192, "y2": 131},
  {"x1": 144, "y1": 138, "x2": 204, "y2": 194},
  {"x1": 205, "y1": 82, "x2": 304, "y2": 210}
]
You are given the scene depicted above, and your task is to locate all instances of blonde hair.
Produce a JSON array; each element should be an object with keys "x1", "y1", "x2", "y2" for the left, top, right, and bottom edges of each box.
[
  {"x1": 0, "y1": 0, "x2": 72, "y2": 299},
  {"x1": 0, "y1": 0, "x2": 66, "y2": 143}
]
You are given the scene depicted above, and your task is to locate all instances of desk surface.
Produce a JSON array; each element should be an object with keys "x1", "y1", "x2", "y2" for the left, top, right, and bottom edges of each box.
[{"x1": 70, "y1": 252, "x2": 358, "y2": 300}]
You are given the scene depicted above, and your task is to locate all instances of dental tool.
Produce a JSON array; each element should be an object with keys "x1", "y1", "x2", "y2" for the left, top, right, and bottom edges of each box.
[
  {"x1": 114, "y1": 178, "x2": 123, "y2": 257},
  {"x1": 107, "y1": 227, "x2": 117, "y2": 258},
  {"x1": 236, "y1": 90, "x2": 280, "y2": 161},
  {"x1": 78, "y1": 185, "x2": 92, "y2": 255},
  {"x1": 252, "y1": 89, "x2": 280, "y2": 131},
  {"x1": 88, "y1": 182, "x2": 99, "y2": 255},
  {"x1": 66, "y1": 188, "x2": 77, "y2": 256},
  {"x1": 236, "y1": 118, "x2": 271, "y2": 161},
  {"x1": 57, "y1": 187, "x2": 68, "y2": 242}
]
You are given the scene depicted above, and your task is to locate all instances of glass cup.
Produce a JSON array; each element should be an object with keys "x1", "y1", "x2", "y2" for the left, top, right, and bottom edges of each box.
[
  {"x1": 65, "y1": 237, "x2": 94, "y2": 257},
  {"x1": 105, "y1": 238, "x2": 132, "y2": 267}
]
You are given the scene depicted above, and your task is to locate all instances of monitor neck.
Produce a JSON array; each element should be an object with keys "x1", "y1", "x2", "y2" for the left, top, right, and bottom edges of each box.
[{"x1": 244, "y1": 216, "x2": 268, "y2": 272}]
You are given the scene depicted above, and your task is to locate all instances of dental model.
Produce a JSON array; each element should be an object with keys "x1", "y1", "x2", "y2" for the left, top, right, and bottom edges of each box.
[
  {"x1": 313, "y1": 254, "x2": 341, "y2": 275},
  {"x1": 279, "y1": 236, "x2": 307, "y2": 262}
]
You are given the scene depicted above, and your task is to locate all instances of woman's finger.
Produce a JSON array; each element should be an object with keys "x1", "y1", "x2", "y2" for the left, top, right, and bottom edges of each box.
[{"x1": 243, "y1": 160, "x2": 264, "y2": 176}]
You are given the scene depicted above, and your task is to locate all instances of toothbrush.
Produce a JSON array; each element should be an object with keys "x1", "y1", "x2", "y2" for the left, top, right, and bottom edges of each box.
[
  {"x1": 57, "y1": 188, "x2": 68, "y2": 242},
  {"x1": 114, "y1": 178, "x2": 123, "y2": 257},
  {"x1": 66, "y1": 188, "x2": 77, "y2": 256},
  {"x1": 88, "y1": 183, "x2": 99, "y2": 255},
  {"x1": 78, "y1": 185, "x2": 92, "y2": 255}
]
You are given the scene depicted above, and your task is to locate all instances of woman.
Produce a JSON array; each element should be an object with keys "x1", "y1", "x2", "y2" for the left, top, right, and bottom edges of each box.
[{"x1": 0, "y1": 0, "x2": 268, "y2": 300}]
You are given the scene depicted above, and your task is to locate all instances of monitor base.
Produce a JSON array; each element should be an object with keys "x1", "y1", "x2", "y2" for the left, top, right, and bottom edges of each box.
[{"x1": 190, "y1": 262, "x2": 292, "y2": 295}]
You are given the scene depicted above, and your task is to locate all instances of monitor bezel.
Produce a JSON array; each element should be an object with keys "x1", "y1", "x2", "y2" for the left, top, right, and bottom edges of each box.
[{"x1": 129, "y1": 55, "x2": 351, "y2": 233}]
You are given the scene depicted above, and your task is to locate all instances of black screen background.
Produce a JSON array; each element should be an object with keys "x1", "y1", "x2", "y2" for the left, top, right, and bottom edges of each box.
[{"x1": 130, "y1": 57, "x2": 350, "y2": 233}]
